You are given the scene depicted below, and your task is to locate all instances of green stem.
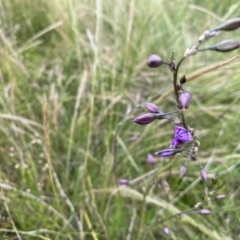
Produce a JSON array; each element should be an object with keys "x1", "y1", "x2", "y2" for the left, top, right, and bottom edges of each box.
[
  {"x1": 173, "y1": 57, "x2": 188, "y2": 128},
  {"x1": 137, "y1": 184, "x2": 151, "y2": 240}
]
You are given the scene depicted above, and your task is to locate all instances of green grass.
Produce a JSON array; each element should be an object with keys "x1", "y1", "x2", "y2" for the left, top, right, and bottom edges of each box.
[{"x1": 0, "y1": 0, "x2": 240, "y2": 239}]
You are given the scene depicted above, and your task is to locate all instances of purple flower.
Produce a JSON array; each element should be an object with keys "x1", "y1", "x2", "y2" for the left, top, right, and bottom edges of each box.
[
  {"x1": 175, "y1": 126, "x2": 192, "y2": 142},
  {"x1": 170, "y1": 126, "x2": 192, "y2": 147},
  {"x1": 132, "y1": 113, "x2": 155, "y2": 125},
  {"x1": 155, "y1": 149, "x2": 178, "y2": 158},
  {"x1": 170, "y1": 138, "x2": 180, "y2": 148}
]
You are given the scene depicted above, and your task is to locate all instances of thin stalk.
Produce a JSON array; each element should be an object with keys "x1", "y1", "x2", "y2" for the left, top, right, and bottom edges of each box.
[
  {"x1": 172, "y1": 57, "x2": 188, "y2": 128},
  {"x1": 136, "y1": 184, "x2": 151, "y2": 240}
]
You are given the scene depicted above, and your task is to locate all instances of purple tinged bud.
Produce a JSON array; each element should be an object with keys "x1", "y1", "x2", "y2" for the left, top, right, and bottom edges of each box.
[
  {"x1": 155, "y1": 149, "x2": 177, "y2": 158},
  {"x1": 213, "y1": 39, "x2": 240, "y2": 52},
  {"x1": 145, "y1": 103, "x2": 161, "y2": 113},
  {"x1": 180, "y1": 164, "x2": 187, "y2": 178},
  {"x1": 147, "y1": 153, "x2": 155, "y2": 165},
  {"x1": 216, "y1": 195, "x2": 226, "y2": 200},
  {"x1": 147, "y1": 54, "x2": 164, "y2": 68},
  {"x1": 118, "y1": 179, "x2": 129, "y2": 185},
  {"x1": 178, "y1": 91, "x2": 192, "y2": 109},
  {"x1": 132, "y1": 113, "x2": 155, "y2": 125},
  {"x1": 199, "y1": 39, "x2": 240, "y2": 53},
  {"x1": 199, "y1": 209, "x2": 211, "y2": 215},
  {"x1": 212, "y1": 18, "x2": 240, "y2": 31},
  {"x1": 200, "y1": 168, "x2": 208, "y2": 182},
  {"x1": 163, "y1": 227, "x2": 170, "y2": 235}
]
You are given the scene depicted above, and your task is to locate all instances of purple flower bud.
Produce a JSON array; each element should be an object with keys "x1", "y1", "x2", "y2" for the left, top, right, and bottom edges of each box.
[
  {"x1": 163, "y1": 227, "x2": 170, "y2": 235},
  {"x1": 155, "y1": 149, "x2": 178, "y2": 158},
  {"x1": 180, "y1": 164, "x2": 187, "y2": 178},
  {"x1": 199, "y1": 39, "x2": 240, "y2": 53},
  {"x1": 147, "y1": 54, "x2": 164, "y2": 68},
  {"x1": 145, "y1": 103, "x2": 161, "y2": 113},
  {"x1": 174, "y1": 126, "x2": 192, "y2": 144},
  {"x1": 212, "y1": 18, "x2": 240, "y2": 31},
  {"x1": 199, "y1": 209, "x2": 211, "y2": 215},
  {"x1": 216, "y1": 194, "x2": 226, "y2": 200},
  {"x1": 147, "y1": 154, "x2": 156, "y2": 165},
  {"x1": 118, "y1": 179, "x2": 129, "y2": 185},
  {"x1": 132, "y1": 113, "x2": 155, "y2": 125},
  {"x1": 178, "y1": 91, "x2": 192, "y2": 109},
  {"x1": 200, "y1": 168, "x2": 208, "y2": 182}
]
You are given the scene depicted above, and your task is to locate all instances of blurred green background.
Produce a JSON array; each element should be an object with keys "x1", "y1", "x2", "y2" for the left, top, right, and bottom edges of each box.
[{"x1": 0, "y1": 0, "x2": 240, "y2": 239}]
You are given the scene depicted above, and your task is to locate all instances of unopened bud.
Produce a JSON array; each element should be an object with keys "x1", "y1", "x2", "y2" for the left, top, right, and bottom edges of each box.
[
  {"x1": 212, "y1": 18, "x2": 240, "y2": 31},
  {"x1": 145, "y1": 103, "x2": 161, "y2": 113},
  {"x1": 200, "y1": 168, "x2": 208, "y2": 182},
  {"x1": 199, "y1": 209, "x2": 211, "y2": 215},
  {"x1": 216, "y1": 194, "x2": 226, "y2": 200},
  {"x1": 178, "y1": 91, "x2": 192, "y2": 109},
  {"x1": 184, "y1": 47, "x2": 198, "y2": 57},
  {"x1": 132, "y1": 113, "x2": 155, "y2": 125},
  {"x1": 155, "y1": 148, "x2": 179, "y2": 158},
  {"x1": 199, "y1": 39, "x2": 240, "y2": 53},
  {"x1": 147, "y1": 54, "x2": 164, "y2": 68},
  {"x1": 180, "y1": 164, "x2": 187, "y2": 178},
  {"x1": 163, "y1": 227, "x2": 170, "y2": 235},
  {"x1": 118, "y1": 179, "x2": 129, "y2": 185},
  {"x1": 194, "y1": 202, "x2": 203, "y2": 208},
  {"x1": 198, "y1": 30, "x2": 218, "y2": 42},
  {"x1": 147, "y1": 153, "x2": 156, "y2": 165}
]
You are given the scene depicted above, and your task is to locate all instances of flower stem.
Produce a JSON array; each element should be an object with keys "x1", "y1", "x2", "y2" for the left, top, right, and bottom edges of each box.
[{"x1": 173, "y1": 57, "x2": 188, "y2": 128}]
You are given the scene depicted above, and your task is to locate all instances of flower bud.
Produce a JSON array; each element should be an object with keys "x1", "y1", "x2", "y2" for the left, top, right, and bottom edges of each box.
[
  {"x1": 145, "y1": 103, "x2": 161, "y2": 113},
  {"x1": 163, "y1": 227, "x2": 170, "y2": 235},
  {"x1": 147, "y1": 54, "x2": 164, "y2": 68},
  {"x1": 155, "y1": 148, "x2": 178, "y2": 158},
  {"x1": 216, "y1": 194, "x2": 226, "y2": 200},
  {"x1": 199, "y1": 39, "x2": 240, "y2": 53},
  {"x1": 198, "y1": 30, "x2": 218, "y2": 42},
  {"x1": 199, "y1": 209, "x2": 211, "y2": 215},
  {"x1": 147, "y1": 153, "x2": 155, "y2": 165},
  {"x1": 118, "y1": 179, "x2": 129, "y2": 185},
  {"x1": 178, "y1": 91, "x2": 192, "y2": 109},
  {"x1": 184, "y1": 47, "x2": 198, "y2": 57},
  {"x1": 132, "y1": 113, "x2": 155, "y2": 125},
  {"x1": 200, "y1": 168, "x2": 208, "y2": 182},
  {"x1": 212, "y1": 18, "x2": 240, "y2": 31},
  {"x1": 180, "y1": 164, "x2": 187, "y2": 178}
]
